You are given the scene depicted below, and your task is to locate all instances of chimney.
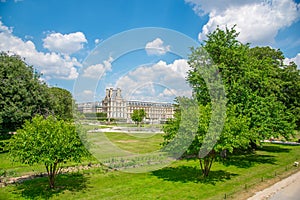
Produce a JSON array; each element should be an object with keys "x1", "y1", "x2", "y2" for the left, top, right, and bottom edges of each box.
[
  {"x1": 109, "y1": 88, "x2": 113, "y2": 97},
  {"x1": 117, "y1": 88, "x2": 121, "y2": 97},
  {"x1": 106, "y1": 89, "x2": 109, "y2": 97}
]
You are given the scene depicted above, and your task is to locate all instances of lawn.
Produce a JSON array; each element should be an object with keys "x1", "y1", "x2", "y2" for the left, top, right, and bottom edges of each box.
[{"x1": 1, "y1": 128, "x2": 300, "y2": 199}]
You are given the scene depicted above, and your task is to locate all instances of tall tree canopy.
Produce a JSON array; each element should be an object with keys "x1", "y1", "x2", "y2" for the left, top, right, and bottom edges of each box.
[
  {"x1": 0, "y1": 52, "x2": 75, "y2": 134},
  {"x1": 48, "y1": 87, "x2": 74, "y2": 121},
  {"x1": 162, "y1": 26, "x2": 299, "y2": 177},
  {"x1": 189, "y1": 26, "x2": 297, "y2": 140},
  {"x1": 0, "y1": 52, "x2": 50, "y2": 133}
]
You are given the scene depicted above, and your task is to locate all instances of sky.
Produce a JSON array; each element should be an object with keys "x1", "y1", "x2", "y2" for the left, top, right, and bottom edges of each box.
[{"x1": 0, "y1": 0, "x2": 300, "y2": 103}]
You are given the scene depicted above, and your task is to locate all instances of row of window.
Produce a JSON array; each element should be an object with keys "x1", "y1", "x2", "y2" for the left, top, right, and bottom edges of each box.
[{"x1": 105, "y1": 100, "x2": 172, "y2": 107}]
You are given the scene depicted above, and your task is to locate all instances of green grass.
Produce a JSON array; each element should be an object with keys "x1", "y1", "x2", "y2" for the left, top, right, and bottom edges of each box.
[
  {"x1": 104, "y1": 132, "x2": 163, "y2": 153},
  {"x1": 1, "y1": 143, "x2": 300, "y2": 200},
  {"x1": 1, "y1": 126, "x2": 300, "y2": 199}
]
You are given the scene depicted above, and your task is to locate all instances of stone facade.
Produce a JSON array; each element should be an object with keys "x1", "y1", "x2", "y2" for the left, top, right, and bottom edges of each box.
[
  {"x1": 101, "y1": 88, "x2": 174, "y2": 123},
  {"x1": 77, "y1": 101, "x2": 102, "y2": 113},
  {"x1": 101, "y1": 88, "x2": 127, "y2": 119}
]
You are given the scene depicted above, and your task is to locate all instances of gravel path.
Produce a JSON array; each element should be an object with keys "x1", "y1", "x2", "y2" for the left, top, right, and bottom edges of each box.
[{"x1": 247, "y1": 170, "x2": 300, "y2": 200}]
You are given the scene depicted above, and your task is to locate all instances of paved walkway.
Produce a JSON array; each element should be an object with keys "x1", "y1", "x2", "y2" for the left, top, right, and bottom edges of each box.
[
  {"x1": 269, "y1": 176, "x2": 300, "y2": 200},
  {"x1": 247, "y1": 170, "x2": 300, "y2": 200}
]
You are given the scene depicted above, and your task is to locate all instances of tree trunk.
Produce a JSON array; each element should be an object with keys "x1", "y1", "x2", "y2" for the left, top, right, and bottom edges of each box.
[
  {"x1": 45, "y1": 162, "x2": 59, "y2": 189},
  {"x1": 198, "y1": 150, "x2": 215, "y2": 178}
]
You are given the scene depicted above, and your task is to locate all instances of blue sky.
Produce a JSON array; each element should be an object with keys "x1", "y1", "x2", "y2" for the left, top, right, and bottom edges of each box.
[{"x1": 1, "y1": 0, "x2": 300, "y2": 102}]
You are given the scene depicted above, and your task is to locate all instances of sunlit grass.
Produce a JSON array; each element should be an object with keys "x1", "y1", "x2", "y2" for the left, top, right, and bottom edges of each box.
[{"x1": 1, "y1": 124, "x2": 300, "y2": 199}]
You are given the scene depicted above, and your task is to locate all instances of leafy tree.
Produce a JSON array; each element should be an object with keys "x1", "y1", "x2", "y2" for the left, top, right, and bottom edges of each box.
[
  {"x1": 279, "y1": 63, "x2": 300, "y2": 129},
  {"x1": 197, "y1": 26, "x2": 297, "y2": 140},
  {"x1": 244, "y1": 47, "x2": 298, "y2": 132},
  {"x1": 48, "y1": 87, "x2": 74, "y2": 120},
  {"x1": 163, "y1": 26, "x2": 298, "y2": 177},
  {"x1": 9, "y1": 115, "x2": 88, "y2": 188},
  {"x1": 131, "y1": 109, "x2": 146, "y2": 126},
  {"x1": 96, "y1": 112, "x2": 108, "y2": 121},
  {"x1": 0, "y1": 52, "x2": 50, "y2": 134},
  {"x1": 163, "y1": 99, "x2": 250, "y2": 177}
]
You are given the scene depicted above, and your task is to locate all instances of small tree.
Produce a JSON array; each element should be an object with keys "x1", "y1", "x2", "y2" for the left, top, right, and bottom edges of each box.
[
  {"x1": 9, "y1": 115, "x2": 88, "y2": 188},
  {"x1": 131, "y1": 109, "x2": 146, "y2": 127},
  {"x1": 162, "y1": 99, "x2": 250, "y2": 177}
]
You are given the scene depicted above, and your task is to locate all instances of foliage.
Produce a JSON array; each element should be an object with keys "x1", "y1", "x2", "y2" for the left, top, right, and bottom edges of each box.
[
  {"x1": 163, "y1": 26, "x2": 299, "y2": 177},
  {"x1": 9, "y1": 115, "x2": 88, "y2": 188},
  {"x1": 48, "y1": 87, "x2": 74, "y2": 121},
  {"x1": 0, "y1": 53, "x2": 79, "y2": 134},
  {"x1": 189, "y1": 26, "x2": 297, "y2": 141},
  {"x1": 163, "y1": 100, "x2": 250, "y2": 177},
  {"x1": 0, "y1": 52, "x2": 50, "y2": 133},
  {"x1": 82, "y1": 112, "x2": 108, "y2": 121},
  {"x1": 131, "y1": 109, "x2": 146, "y2": 126}
]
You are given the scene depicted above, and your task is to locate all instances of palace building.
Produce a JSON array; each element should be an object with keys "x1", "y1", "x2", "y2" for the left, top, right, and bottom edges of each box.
[
  {"x1": 78, "y1": 88, "x2": 174, "y2": 123},
  {"x1": 101, "y1": 88, "x2": 174, "y2": 123}
]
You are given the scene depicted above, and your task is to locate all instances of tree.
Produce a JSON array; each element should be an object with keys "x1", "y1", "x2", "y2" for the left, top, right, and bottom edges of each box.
[
  {"x1": 163, "y1": 99, "x2": 250, "y2": 177},
  {"x1": 196, "y1": 26, "x2": 297, "y2": 141},
  {"x1": 162, "y1": 26, "x2": 298, "y2": 177},
  {"x1": 279, "y1": 63, "x2": 300, "y2": 129},
  {"x1": 48, "y1": 87, "x2": 74, "y2": 121},
  {"x1": 0, "y1": 52, "x2": 50, "y2": 134},
  {"x1": 9, "y1": 115, "x2": 88, "y2": 188},
  {"x1": 131, "y1": 109, "x2": 146, "y2": 126}
]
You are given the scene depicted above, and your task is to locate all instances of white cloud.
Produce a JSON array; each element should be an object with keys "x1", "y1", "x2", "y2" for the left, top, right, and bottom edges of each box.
[
  {"x1": 0, "y1": 21, "x2": 80, "y2": 79},
  {"x1": 82, "y1": 57, "x2": 113, "y2": 79},
  {"x1": 94, "y1": 38, "x2": 101, "y2": 45},
  {"x1": 83, "y1": 90, "x2": 93, "y2": 95},
  {"x1": 186, "y1": 0, "x2": 300, "y2": 46},
  {"x1": 115, "y1": 59, "x2": 192, "y2": 102},
  {"x1": 185, "y1": 0, "x2": 260, "y2": 16},
  {"x1": 145, "y1": 38, "x2": 171, "y2": 55},
  {"x1": 43, "y1": 32, "x2": 87, "y2": 55},
  {"x1": 284, "y1": 53, "x2": 300, "y2": 69},
  {"x1": 159, "y1": 88, "x2": 178, "y2": 97}
]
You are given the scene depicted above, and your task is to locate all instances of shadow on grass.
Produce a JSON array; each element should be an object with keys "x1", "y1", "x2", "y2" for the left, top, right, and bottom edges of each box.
[
  {"x1": 221, "y1": 153, "x2": 276, "y2": 168},
  {"x1": 258, "y1": 145, "x2": 291, "y2": 153},
  {"x1": 152, "y1": 166, "x2": 237, "y2": 185},
  {"x1": 14, "y1": 172, "x2": 89, "y2": 199}
]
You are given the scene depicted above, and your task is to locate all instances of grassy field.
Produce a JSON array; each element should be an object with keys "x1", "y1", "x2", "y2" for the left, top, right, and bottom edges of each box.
[{"x1": 1, "y1": 127, "x2": 300, "y2": 199}]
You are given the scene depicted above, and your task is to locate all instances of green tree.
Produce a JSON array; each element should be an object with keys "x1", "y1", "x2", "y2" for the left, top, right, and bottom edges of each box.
[
  {"x1": 131, "y1": 109, "x2": 146, "y2": 126},
  {"x1": 163, "y1": 26, "x2": 298, "y2": 177},
  {"x1": 163, "y1": 99, "x2": 250, "y2": 177},
  {"x1": 279, "y1": 63, "x2": 300, "y2": 129},
  {"x1": 0, "y1": 52, "x2": 50, "y2": 133},
  {"x1": 48, "y1": 87, "x2": 74, "y2": 120},
  {"x1": 197, "y1": 26, "x2": 296, "y2": 141},
  {"x1": 9, "y1": 115, "x2": 88, "y2": 188}
]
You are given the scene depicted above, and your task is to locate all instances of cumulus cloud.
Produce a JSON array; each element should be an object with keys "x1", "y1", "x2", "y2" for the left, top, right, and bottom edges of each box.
[
  {"x1": 284, "y1": 53, "x2": 300, "y2": 69},
  {"x1": 159, "y1": 88, "x2": 178, "y2": 97},
  {"x1": 115, "y1": 59, "x2": 192, "y2": 102},
  {"x1": 43, "y1": 32, "x2": 87, "y2": 55},
  {"x1": 186, "y1": 0, "x2": 300, "y2": 45},
  {"x1": 94, "y1": 38, "x2": 101, "y2": 45},
  {"x1": 145, "y1": 38, "x2": 171, "y2": 55},
  {"x1": 83, "y1": 90, "x2": 94, "y2": 95},
  {"x1": 0, "y1": 21, "x2": 80, "y2": 79},
  {"x1": 82, "y1": 56, "x2": 113, "y2": 79}
]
